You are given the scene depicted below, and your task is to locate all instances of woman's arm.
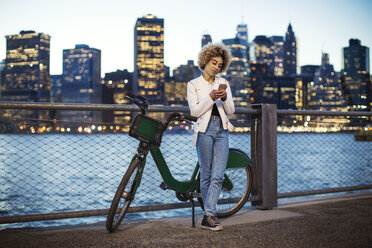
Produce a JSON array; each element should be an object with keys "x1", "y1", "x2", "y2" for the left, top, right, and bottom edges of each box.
[{"x1": 187, "y1": 81, "x2": 214, "y2": 117}]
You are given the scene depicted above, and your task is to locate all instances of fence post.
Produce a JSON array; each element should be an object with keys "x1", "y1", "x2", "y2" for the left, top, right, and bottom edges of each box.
[{"x1": 250, "y1": 104, "x2": 278, "y2": 209}]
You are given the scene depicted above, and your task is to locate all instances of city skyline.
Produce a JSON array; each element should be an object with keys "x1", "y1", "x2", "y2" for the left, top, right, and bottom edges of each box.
[{"x1": 0, "y1": 0, "x2": 372, "y2": 76}]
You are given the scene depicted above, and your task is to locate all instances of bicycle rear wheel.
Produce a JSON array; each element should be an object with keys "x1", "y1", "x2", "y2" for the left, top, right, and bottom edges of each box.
[
  {"x1": 197, "y1": 164, "x2": 252, "y2": 218},
  {"x1": 106, "y1": 158, "x2": 142, "y2": 233},
  {"x1": 215, "y1": 164, "x2": 252, "y2": 217}
]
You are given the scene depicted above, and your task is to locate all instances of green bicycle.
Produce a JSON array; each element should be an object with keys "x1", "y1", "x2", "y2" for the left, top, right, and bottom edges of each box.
[{"x1": 106, "y1": 93, "x2": 253, "y2": 233}]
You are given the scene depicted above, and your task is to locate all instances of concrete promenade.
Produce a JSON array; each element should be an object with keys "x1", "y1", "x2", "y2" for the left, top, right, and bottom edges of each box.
[{"x1": 1, "y1": 192, "x2": 371, "y2": 248}]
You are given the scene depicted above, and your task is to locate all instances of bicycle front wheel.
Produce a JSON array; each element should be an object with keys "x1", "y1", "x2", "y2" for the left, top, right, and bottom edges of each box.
[
  {"x1": 215, "y1": 164, "x2": 252, "y2": 218},
  {"x1": 106, "y1": 158, "x2": 142, "y2": 233}
]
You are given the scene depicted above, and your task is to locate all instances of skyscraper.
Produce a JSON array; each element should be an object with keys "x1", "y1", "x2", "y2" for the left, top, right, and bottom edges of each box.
[
  {"x1": 301, "y1": 65, "x2": 320, "y2": 76},
  {"x1": 236, "y1": 23, "x2": 250, "y2": 61},
  {"x1": 249, "y1": 62, "x2": 268, "y2": 104},
  {"x1": 62, "y1": 44, "x2": 102, "y2": 124},
  {"x1": 283, "y1": 23, "x2": 297, "y2": 76},
  {"x1": 202, "y1": 34, "x2": 212, "y2": 47},
  {"x1": 269, "y1": 36, "x2": 284, "y2": 76},
  {"x1": 62, "y1": 44, "x2": 101, "y2": 104},
  {"x1": 297, "y1": 65, "x2": 320, "y2": 110},
  {"x1": 1, "y1": 30, "x2": 51, "y2": 132},
  {"x1": 309, "y1": 53, "x2": 348, "y2": 127},
  {"x1": 222, "y1": 36, "x2": 250, "y2": 106},
  {"x1": 249, "y1": 61, "x2": 297, "y2": 126},
  {"x1": 173, "y1": 60, "x2": 200, "y2": 82},
  {"x1": 134, "y1": 14, "x2": 164, "y2": 105},
  {"x1": 236, "y1": 24, "x2": 248, "y2": 42},
  {"x1": 250, "y1": 35, "x2": 275, "y2": 75},
  {"x1": 164, "y1": 78, "x2": 188, "y2": 106},
  {"x1": 51, "y1": 74, "x2": 63, "y2": 102},
  {"x1": 102, "y1": 69, "x2": 133, "y2": 128},
  {"x1": 341, "y1": 39, "x2": 370, "y2": 117},
  {"x1": 165, "y1": 60, "x2": 199, "y2": 106},
  {"x1": 3, "y1": 30, "x2": 51, "y2": 102}
]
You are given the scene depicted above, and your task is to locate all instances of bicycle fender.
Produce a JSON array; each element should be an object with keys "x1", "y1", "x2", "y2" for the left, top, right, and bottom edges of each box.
[{"x1": 226, "y1": 148, "x2": 251, "y2": 169}]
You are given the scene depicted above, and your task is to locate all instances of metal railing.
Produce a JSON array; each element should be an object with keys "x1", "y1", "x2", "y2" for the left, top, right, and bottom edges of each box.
[{"x1": 0, "y1": 101, "x2": 371, "y2": 226}]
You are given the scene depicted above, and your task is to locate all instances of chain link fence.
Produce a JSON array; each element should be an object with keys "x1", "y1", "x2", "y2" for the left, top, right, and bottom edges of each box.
[
  {"x1": 0, "y1": 104, "x2": 371, "y2": 229},
  {"x1": 276, "y1": 113, "x2": 372, "y2": 196}
]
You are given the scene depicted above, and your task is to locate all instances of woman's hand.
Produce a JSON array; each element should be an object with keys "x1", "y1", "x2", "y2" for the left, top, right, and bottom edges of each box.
[
  {"x1": 209, "y1": 89, "x2": 227, "y2": 101},
  {"x1": 219, "y1": 90, "x2": 227, "y2": 101}
]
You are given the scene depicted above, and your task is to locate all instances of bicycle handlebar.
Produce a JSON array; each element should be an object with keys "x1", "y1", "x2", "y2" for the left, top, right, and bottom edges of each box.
[
  {"x1": 166, "y1": 112, "x2": 197, "y2": 124},
  {"x1": 125, "y1": 92, "x2": 147, "y2": 114},
  {"x1": 183, "y1": 114, "x2": 197, "y2": 122}
]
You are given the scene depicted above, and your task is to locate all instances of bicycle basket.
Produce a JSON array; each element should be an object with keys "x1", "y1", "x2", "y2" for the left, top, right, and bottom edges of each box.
[{"x1": 129, "y1": 114, "x2": 165, "y2": 147}]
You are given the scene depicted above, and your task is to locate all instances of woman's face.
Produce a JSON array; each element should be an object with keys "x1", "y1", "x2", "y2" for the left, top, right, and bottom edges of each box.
[{"x1": 204, "y1": 56, "x2": 223, "y2": 76}]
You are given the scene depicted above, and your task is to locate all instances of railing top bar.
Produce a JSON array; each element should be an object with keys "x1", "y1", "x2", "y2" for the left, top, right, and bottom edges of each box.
[
  {"x1": 0, "y1": 101, "x2": 370, "y2": 116},
  {"x1": 148, "y1": 105, "x2": 189, "y2": 112},
  {"x1": 0, "y1": 101, "x2": 262, "y2": 114},
  {"x1": 235, "y1": 107, "x2": 261, "y2": 114},
  {"x1": 277, "y1": 109, "x2": 372, "y2": 116}
]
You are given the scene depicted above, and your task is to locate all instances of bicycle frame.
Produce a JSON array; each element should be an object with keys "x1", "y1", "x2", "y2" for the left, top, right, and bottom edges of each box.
[
  {"x1": 150, "y1": 145, "x2": 252, "y2": 195},
  {"x1": 128, "y1": 142, "x2": 252, "y2": 201},
  {"x1": 150, "y1": 145, "x2": 200, "y2": 193}
]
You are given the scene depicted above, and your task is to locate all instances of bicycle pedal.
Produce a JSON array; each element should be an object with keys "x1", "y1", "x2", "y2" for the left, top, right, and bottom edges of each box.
[
  {"x1": 188, "y1": 192, "x2": 202, "y2": 198},
  {"x1": 159, "y1": 181, "x2": 169, "y2": 190}
]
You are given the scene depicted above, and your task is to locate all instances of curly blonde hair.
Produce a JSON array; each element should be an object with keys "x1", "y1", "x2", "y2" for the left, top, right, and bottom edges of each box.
[{"x1": 198, "y1": 43, "x2": 231, "y2": 73}]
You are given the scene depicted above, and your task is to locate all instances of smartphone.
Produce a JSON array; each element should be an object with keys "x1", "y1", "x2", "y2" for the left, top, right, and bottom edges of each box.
[{"x1": 218, "y1": 84, "x2": 227, "y2": 91}]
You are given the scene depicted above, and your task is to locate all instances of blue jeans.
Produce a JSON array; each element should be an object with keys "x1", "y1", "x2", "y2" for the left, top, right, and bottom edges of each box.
[{"x1": 196, "y1": 116, "x2": 229, "y2": 216}]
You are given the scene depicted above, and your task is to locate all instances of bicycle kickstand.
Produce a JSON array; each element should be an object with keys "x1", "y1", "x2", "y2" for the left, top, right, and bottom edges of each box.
[
  {"x1": 190, "y1": 198, "x2": 196, "y2": 228},
  {"x1": 188, "y1": 192, "x2": 202, "y2": 228}
]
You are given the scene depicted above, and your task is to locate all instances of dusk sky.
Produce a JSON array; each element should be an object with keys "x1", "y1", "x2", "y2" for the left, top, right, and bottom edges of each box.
[{"x1": 1, "y1": 0, "x2": 371, "y2": 76}]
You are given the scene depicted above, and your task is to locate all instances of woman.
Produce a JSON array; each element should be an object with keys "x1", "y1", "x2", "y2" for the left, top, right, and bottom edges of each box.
[{"x1": 187, "y1": 43, "x2": 234, "y2": 231}]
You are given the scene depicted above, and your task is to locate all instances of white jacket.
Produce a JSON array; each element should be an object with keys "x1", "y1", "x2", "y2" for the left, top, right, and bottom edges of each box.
[{"x1": 187, "y1": 75, "x2": 235, "y2": 146}]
